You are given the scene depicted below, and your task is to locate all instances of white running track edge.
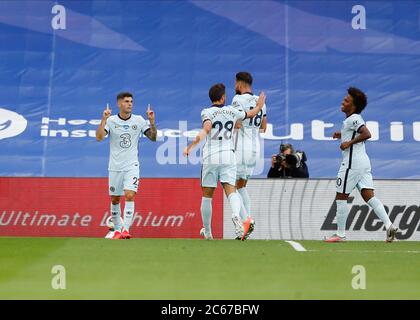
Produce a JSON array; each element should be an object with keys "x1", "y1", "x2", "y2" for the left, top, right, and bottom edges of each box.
[{"x1": 285, "y1": 240, "x2": 307, "y2": 252}]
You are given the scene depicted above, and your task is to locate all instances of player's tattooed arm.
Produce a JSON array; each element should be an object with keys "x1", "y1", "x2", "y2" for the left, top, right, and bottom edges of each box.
[
  {"x1": 96, "y1": 103, "x2": 111, "y2": 141},
  {"x1": 145, "y1": 123, "x2": 157, "y2": 141},
  {"x1": 245, "y1": 92, "x2": 265, "y2": 119},
  {"x1": 340, "y1": 125, "x2": 371, "y2": 150},
  {"x1": 145, "y1": 104, "x2": 157, "y2": 142}
]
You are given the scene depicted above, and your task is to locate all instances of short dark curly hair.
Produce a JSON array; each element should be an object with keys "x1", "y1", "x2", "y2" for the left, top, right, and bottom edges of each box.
[
  {"x1": 209, "y1": 83, "x2": 225, "y2": 102},
  {"x1": 117, "y1": 92, "x2": 133, "y2": 101},
  {"x1": 236, "y1": 72, "x2": 253, "y2": 85},
  {"x1": 348, "y1": 87, "x2": 367, "y2": 114}
]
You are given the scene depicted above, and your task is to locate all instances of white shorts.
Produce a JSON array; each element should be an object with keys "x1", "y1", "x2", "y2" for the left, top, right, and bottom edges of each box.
[
  {"x1": 201, "y1": 163, "x2": 237, "y2": 188},
  {"x1": 236, "y1": 155, "x2": 257, "y2": 180},
  {"x1": 336, "y1": 168, "x2": 374, "y2": 194},
  {"x1": 109, "y1": 167, "x2": 140, "y2": 196}
]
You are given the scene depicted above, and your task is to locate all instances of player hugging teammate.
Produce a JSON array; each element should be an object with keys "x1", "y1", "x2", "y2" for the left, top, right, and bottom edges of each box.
[
  {"x1": 184, "y1": 74, "x2": 267, "y2": 241},
  {"x1": 96, "y1": 85, "x2": 398, "y2": 243}
]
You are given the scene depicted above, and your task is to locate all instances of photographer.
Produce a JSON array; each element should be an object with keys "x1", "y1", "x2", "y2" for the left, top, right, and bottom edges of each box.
[{"x1": 267, "y1": 143, "x2": 309, "y2": 178}]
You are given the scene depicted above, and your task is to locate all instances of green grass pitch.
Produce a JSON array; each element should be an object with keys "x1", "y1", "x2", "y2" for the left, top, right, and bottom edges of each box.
[{"x1": 0, "y1": 237, "x2": 419, "y2": 299}]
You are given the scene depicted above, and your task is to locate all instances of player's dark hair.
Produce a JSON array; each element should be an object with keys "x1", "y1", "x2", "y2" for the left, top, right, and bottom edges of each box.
[
  {"x1": 348, "y1": 87, "x2": 367, "y2": 114},
  {"x1": 209, "y1": 83, "x2": 225, "y2": 102},
  {"x1": 236, "y1": 72, "x2": 253, "y2": 85},
  {"x1": 117, "y1": 92, "x2": 133, "y2": 101}
]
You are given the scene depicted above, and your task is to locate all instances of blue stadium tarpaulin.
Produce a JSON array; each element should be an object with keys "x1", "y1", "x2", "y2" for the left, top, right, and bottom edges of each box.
[{"x1": 0, "y1": 0, "x2": 419, "y2": 178}]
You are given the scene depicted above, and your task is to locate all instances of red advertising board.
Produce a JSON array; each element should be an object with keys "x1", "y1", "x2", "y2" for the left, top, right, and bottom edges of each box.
[{"x1": 0, "y1": 178, "x2": 223, "y2": 238}]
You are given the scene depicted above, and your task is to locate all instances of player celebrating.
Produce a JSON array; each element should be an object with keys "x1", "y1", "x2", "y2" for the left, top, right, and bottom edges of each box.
[
  {"x1": 96, "y1": 92, "x2": 157, "y2": 240},
  {"x1": 324, "y1": 87, "x2": 398, "y2": 243},
  {"x1": 183, "y1": 83, "x2": 266, "y2": 240},
  {"x1": 231, "y1": 72, "x2": 267, "y2": 240}
]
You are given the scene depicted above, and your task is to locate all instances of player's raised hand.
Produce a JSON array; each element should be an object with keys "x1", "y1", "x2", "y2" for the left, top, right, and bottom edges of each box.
[
  {"x1": 257, "y1": 91, "x2": 266, "y2": 107},
  {"x1": 333, "y1": 132, "x2": 341, "y2": 139},
  {"x1": 146, "y1": 104, "x2": 155, "y2": 122},
  {"x1": 103, "y1": 103, "x2": 111, "y2": 120}
]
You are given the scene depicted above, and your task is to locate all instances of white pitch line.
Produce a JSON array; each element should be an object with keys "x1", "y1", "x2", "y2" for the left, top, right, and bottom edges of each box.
[
  {"x1": 285, "y1": 240, "x2": 307, "y2": 252},
  {"x1": 303, "y1": 249, "x2": 420, "y2": 254},
  {"x1": 334, "y1": 249, "x2": 420, "y2": 254}
]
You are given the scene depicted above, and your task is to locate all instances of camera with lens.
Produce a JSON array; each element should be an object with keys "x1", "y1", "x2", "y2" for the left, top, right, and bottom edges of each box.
[
  {"x1": 275, "y1": 153, "x2": 287, "y2": 163},
  {"x1": 276, "y1": 144, "x2": 307, "y2": 169},
  {"x1": 269, "y1": 143, "x2": 309, "y2": 178},
  {"x1": 284, "y1": 151, "x2": 307, "y2": 168}
]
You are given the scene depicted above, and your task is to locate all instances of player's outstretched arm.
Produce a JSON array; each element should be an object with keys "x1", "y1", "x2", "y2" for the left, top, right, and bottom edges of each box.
[
  {"x1": 145, "y1": 104, "x2": 157, "y2": 141},
  {"x1": 340, "y1": 125, "x2": 372, "y2": 150},
  {"x1": 245, "y1": 92, "x2": 266, "y2": 119},
  {"x1": 183, "y1": 120, "x2": 212, "y2": 156},
  {"x1": 96, "y1": 104, "x2": 111, "y2": 141}
]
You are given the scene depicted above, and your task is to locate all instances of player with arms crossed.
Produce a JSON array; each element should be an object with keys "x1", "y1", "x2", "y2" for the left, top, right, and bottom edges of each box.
[
  {"x1": 324, "y1": 87, "x2": 398, "y2": 243},
  {"x1": 183, "y1": 83, "x2": 266, "y2": 240},
  {"x1": 231, "y1": 72, "x2": 267, "y2": 240},
  {"x1": 96, "y1": 92, "x2": 157, "y2": 239}
]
